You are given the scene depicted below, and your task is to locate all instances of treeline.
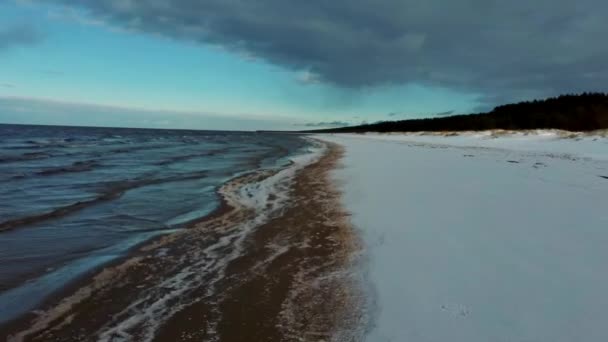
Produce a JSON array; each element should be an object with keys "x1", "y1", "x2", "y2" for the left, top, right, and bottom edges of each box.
[{"x1": 312, "y1": 93, "x2": 608, "y2": 133}]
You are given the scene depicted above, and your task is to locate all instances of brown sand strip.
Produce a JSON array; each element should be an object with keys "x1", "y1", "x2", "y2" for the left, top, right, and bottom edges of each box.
[{"x1": 1, "y1": 141, "x2": 364, "y2": 342}]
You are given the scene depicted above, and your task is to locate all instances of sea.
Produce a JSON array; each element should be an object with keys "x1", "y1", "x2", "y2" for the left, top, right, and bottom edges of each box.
[{"x1": 0, "y1": 124, "x2": 310, "y2": 324}]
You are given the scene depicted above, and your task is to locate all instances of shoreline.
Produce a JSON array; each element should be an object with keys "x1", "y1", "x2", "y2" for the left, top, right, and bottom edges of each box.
[
  {"x1": 0, "y1": 139, "x2": 291, "y2": 317},
  {"x1": 2, "y1": 140, "x2": 365, "y2": 341},
  {"x1": 0, "y1": 169, "x2": 244, "y2": 331}
]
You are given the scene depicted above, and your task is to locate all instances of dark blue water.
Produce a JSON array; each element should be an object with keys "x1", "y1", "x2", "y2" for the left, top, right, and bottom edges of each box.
[{"x1": 0, "y1": 124, "x2": 308, "y2": 323}]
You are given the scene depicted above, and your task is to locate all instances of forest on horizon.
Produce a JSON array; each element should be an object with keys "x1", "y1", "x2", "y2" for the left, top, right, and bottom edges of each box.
[{"x1": 310, "y1": 93, "x2": 608, "y2": 133}]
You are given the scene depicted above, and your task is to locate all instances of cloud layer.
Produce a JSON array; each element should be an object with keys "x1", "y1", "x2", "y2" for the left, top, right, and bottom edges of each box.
[
  {"x1": 47, "y1": 0, "x2": 608, "y2": 104},
  {"x1": 0, "y1": 25, "x2": 43, "y2": 52}
]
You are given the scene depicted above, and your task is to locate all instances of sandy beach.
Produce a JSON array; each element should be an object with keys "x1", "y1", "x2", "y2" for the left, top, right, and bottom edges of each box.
[{"x1": 1, "y1": 141, "x2": 364, "y2": 342}]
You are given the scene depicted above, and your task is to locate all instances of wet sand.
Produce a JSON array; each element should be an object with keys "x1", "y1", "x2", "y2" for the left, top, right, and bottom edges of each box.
[{"x1": 2, "y1": 141, "x2": 364, "y2": 342}]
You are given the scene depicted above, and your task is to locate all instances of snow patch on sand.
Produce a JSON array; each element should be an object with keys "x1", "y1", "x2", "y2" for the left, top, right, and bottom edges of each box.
[{"x1": 236, "y1": 139, "x2": 326, "y2": 212}]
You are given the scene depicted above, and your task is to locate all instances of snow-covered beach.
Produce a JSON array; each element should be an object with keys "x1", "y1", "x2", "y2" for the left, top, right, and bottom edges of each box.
[
  {"x1": 318, "y1": 131, "x2": 608, "y2": 342},
  {"x1": 2, "y1": 130, "x2": 607, "y2": 341}
]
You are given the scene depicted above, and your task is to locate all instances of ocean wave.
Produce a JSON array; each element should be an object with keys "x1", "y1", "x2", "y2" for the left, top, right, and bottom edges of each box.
[
  {"x1": 0, "y1": 170, "x2": 210, "y2": 233},
  {"x1": 0, "y1": 152, "x2": 51, "y2": 164},
  {"x1": 103, "y1": 144, "x2": 176, "y2": 156},
  {"x1": 36, "y1": 160, "x2": 101, "y2": 176},
  {"x1": 154, "y1": 148, "x2": 230, "y2": 166}
]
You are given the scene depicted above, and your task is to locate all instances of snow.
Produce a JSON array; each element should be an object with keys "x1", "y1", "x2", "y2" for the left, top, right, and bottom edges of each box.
[
  {"x1": 350, "y1": 130, "x2": 608, "y2": 161},
  {"x1": 316, "y1": 132, "x2": 608, "y2": 342}
]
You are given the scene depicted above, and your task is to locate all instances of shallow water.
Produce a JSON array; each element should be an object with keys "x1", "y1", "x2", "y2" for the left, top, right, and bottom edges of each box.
[{"x1": 0, "y1": 124, "x2": 308, "y2": 323}]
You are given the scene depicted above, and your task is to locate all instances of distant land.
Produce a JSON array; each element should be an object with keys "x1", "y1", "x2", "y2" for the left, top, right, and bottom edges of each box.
[{"x1": 308, "y1": 93, "x2": 608, "y2": 133}]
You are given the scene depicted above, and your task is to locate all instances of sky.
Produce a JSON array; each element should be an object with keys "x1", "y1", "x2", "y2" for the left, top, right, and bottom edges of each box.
[{"x1": 0, "y1": 0, "x2": 606, "y2": 130}]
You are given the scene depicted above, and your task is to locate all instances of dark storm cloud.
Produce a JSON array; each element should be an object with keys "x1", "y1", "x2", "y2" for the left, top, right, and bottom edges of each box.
[
  {"x1": 0, "y1": 25, "x2": 43, "y2": 51},
  {"x1": 48, "y1": 0, "x2": 608, "y2": 105}
]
